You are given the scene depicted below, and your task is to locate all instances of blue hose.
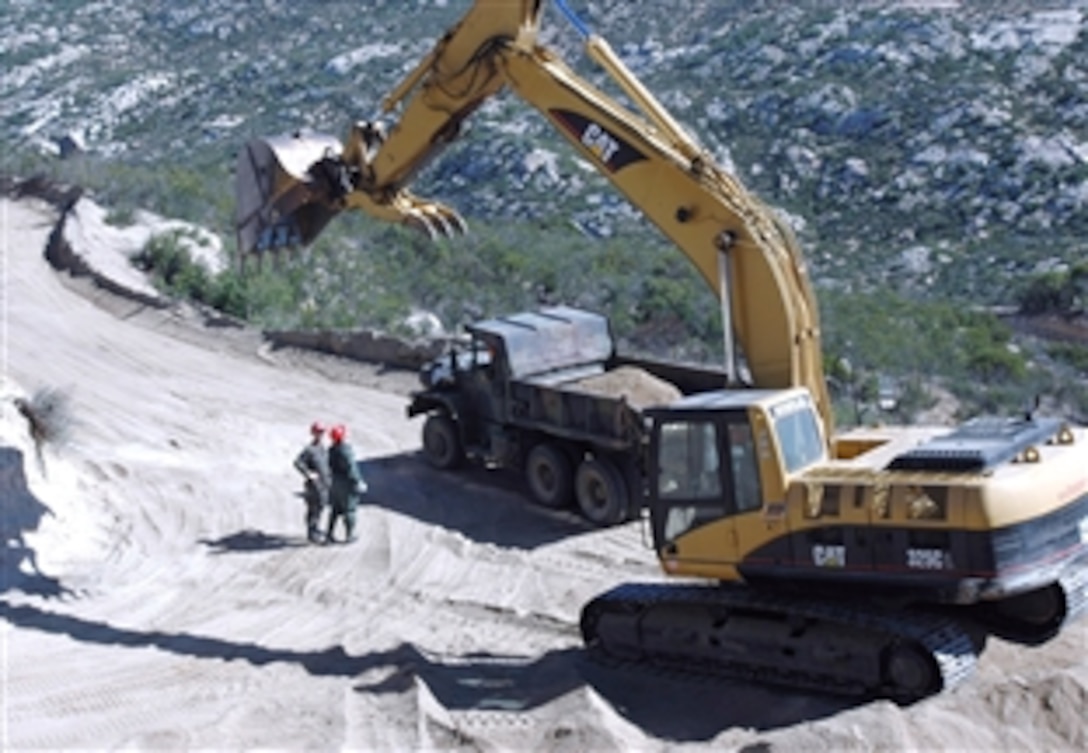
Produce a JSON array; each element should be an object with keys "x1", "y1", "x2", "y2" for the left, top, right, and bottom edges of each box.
[{"x1": 553, "y1": 0, "x2": 591, "y2": 39}]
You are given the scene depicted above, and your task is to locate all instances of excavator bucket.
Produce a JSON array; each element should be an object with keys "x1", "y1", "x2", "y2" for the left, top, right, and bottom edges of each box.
[
  {"x1": 235, "y1": 128, "x2": 469, "y2": 257},
  {"x1": 234, "y1": 130, "x2": 345, "y2": 257}
]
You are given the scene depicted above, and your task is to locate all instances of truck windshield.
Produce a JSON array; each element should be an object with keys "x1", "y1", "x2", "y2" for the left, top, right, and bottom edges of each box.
[{"x1": 770, "y1": 395, "x2": 826, "y2": 473}]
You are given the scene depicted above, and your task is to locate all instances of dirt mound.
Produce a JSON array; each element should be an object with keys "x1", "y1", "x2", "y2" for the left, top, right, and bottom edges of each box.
[{"x1": 571, "y1": 365, "x2": 683, "y2": 409}]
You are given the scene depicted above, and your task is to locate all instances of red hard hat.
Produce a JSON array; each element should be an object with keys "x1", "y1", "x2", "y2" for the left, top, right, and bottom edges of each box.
[
  {"x1": 310, "y1": 421, "x2": 325, "y2": 436},
  {"x1": 329, "y1": 424, "x2": 346, "y2": 443}
]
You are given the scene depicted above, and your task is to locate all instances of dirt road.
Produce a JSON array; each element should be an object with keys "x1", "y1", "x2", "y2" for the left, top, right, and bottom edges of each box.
[{"x1": 2, "y1": 198, "x2": 1085, "y2": 751}]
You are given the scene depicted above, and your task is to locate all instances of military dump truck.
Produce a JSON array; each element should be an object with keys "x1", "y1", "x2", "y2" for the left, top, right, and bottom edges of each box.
[{"x1": 407, "y1": 306, "x2": 728, "y2": 526}]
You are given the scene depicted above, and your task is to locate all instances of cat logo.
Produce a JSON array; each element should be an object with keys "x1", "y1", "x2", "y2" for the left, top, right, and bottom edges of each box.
[
  {"x1": 812, "y1": 544, "x2": 846, "y2": 567},
  {"x1": 549, "y1": 109, "x2": 647, "y2": 173},
  {"x1": 581, "y1": 122, "x2": 619, "y2": 164}
]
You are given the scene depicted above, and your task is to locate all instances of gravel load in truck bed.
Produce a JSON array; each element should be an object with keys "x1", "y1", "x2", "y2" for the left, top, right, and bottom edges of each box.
[{"x1": 569, "y1": 365, "x2": 683, "y2": 410}]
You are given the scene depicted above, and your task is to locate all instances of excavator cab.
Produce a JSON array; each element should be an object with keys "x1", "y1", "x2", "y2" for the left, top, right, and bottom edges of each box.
[{"x1": 647, "y1": 388, "x2": 827, "y2": 581}]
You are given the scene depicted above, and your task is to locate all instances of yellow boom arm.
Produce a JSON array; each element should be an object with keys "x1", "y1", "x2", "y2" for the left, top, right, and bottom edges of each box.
[{"x1": 234, "y1": 0, "x2": 832, "y2": 433}]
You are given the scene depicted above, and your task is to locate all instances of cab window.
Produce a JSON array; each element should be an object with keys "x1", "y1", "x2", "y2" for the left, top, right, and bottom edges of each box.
[
  {"x1": 658, "y1": 420, "x2": 721, "y2": 501},
  {"x1": 728, "y1": 422, "x2": 762, "y2": 513},
  {"x1": 657, "y1": 420, "x2": 726, "y2": 542},
  {"x1": 770, "y1": 397, "x2": 825, "y2": 473},
  {"x1": 654, "y1": 416, "x2": 765, "y2": 545}
]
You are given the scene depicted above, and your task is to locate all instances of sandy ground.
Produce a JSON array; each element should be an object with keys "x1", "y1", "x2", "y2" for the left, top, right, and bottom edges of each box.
[{"x1": 1, "y1": 197, "x2": 1086, "y2": 751}]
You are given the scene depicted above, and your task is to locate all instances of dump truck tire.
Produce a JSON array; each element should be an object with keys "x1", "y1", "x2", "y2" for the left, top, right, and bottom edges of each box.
[
  {"x1": 526, "y1": 442, "x2": 574, "y2": 508},
  {"x1": 575, "y1": 457, "x2": 628, "y2": 526},
  {"x1": 422, "y1": 414, "x2": 463, "y2": 469}
]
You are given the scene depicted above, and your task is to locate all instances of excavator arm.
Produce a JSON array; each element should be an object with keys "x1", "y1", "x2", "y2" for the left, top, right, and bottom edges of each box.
[
  {"x1": 495, "y1": 23, "x2": 831, "y2": 433},
  {"x1": 234, "y1": 0, "x2": 832, "y2": 433},
  {"x1": 235, "y1": 1, "x2": 541, "y2": 248}
]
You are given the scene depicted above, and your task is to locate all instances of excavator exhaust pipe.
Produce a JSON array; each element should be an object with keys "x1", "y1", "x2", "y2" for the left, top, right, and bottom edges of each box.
[{"x1": 234, "y1": 130, "x2": 347, "y2": 258}]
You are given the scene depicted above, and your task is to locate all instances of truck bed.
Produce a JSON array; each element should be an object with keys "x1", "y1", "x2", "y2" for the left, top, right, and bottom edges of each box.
[{"x1": 510, "y1": 359, "x2": 718, "y2": 450}]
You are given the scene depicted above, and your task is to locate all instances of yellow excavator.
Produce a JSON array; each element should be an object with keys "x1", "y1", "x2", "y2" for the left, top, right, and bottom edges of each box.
[{"x1": 235, "y1": 0, "x2": 1088, "y2": 701}]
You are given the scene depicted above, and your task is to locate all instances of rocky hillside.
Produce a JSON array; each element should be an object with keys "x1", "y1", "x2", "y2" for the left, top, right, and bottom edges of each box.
[{"x1": 4, "y1": 1, "x2": 1086, "y2": 304}]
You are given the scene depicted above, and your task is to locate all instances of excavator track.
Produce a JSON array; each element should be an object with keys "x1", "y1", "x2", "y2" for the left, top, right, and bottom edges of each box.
[
  {"x1": 580, "y1": 582, "x2": 978, "y2": 703},
  {"x1": 963, "y1": 559, "x2": 1088, "y2": 645},
  {"x1": 1061, "y1": 561, "x2": 1088, "y2": 624}
]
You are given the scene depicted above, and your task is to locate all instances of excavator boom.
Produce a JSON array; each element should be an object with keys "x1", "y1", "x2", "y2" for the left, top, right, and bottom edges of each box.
[{"x1": 233, "y1": 0, "x2": 831, "y2": 431}]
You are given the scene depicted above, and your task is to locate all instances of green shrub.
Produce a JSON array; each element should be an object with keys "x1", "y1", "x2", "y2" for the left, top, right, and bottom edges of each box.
[
  {"x1": 135, "y1": 230, "x2": 251, "y2": 317},
  {"x1": 1018, "y1": 271, "x2": 1076, "y2": 315},
  {"x1": 966, "y1": 343, "x2": 1027, "y2": 383},
  {"x1": 208, "y1": 274, "x2": 249, "y2": 319},
  {"x1": 1047, "y1": 342, "x2": 1088, "y2": 373},
  {"x1": 819, "y1": 287, "x2": 1037, "y2": 415},
  {"x1": 104, "y1": 206, "x2": 136, "y2": 227},
  {"x1": 1017, "y1": 262, "x2": 1087, "y2": 317}
]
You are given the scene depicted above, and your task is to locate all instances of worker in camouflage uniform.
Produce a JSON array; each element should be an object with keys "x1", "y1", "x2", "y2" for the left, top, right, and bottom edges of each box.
[
  {"x1": 294, "y1": 421, "x2": 331, "y2": 543},
  {"x1": 325, "y1": 424, "x2": 367, "y2": 544}
]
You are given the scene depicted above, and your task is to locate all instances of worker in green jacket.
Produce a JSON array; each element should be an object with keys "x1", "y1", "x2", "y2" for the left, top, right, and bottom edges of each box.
[
  {"x1": 294, "y1": 421, "x2": 331, "y2": 543},
  {"x1": 325, "y1": 424, "x2": 367, "y2": 544}
]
